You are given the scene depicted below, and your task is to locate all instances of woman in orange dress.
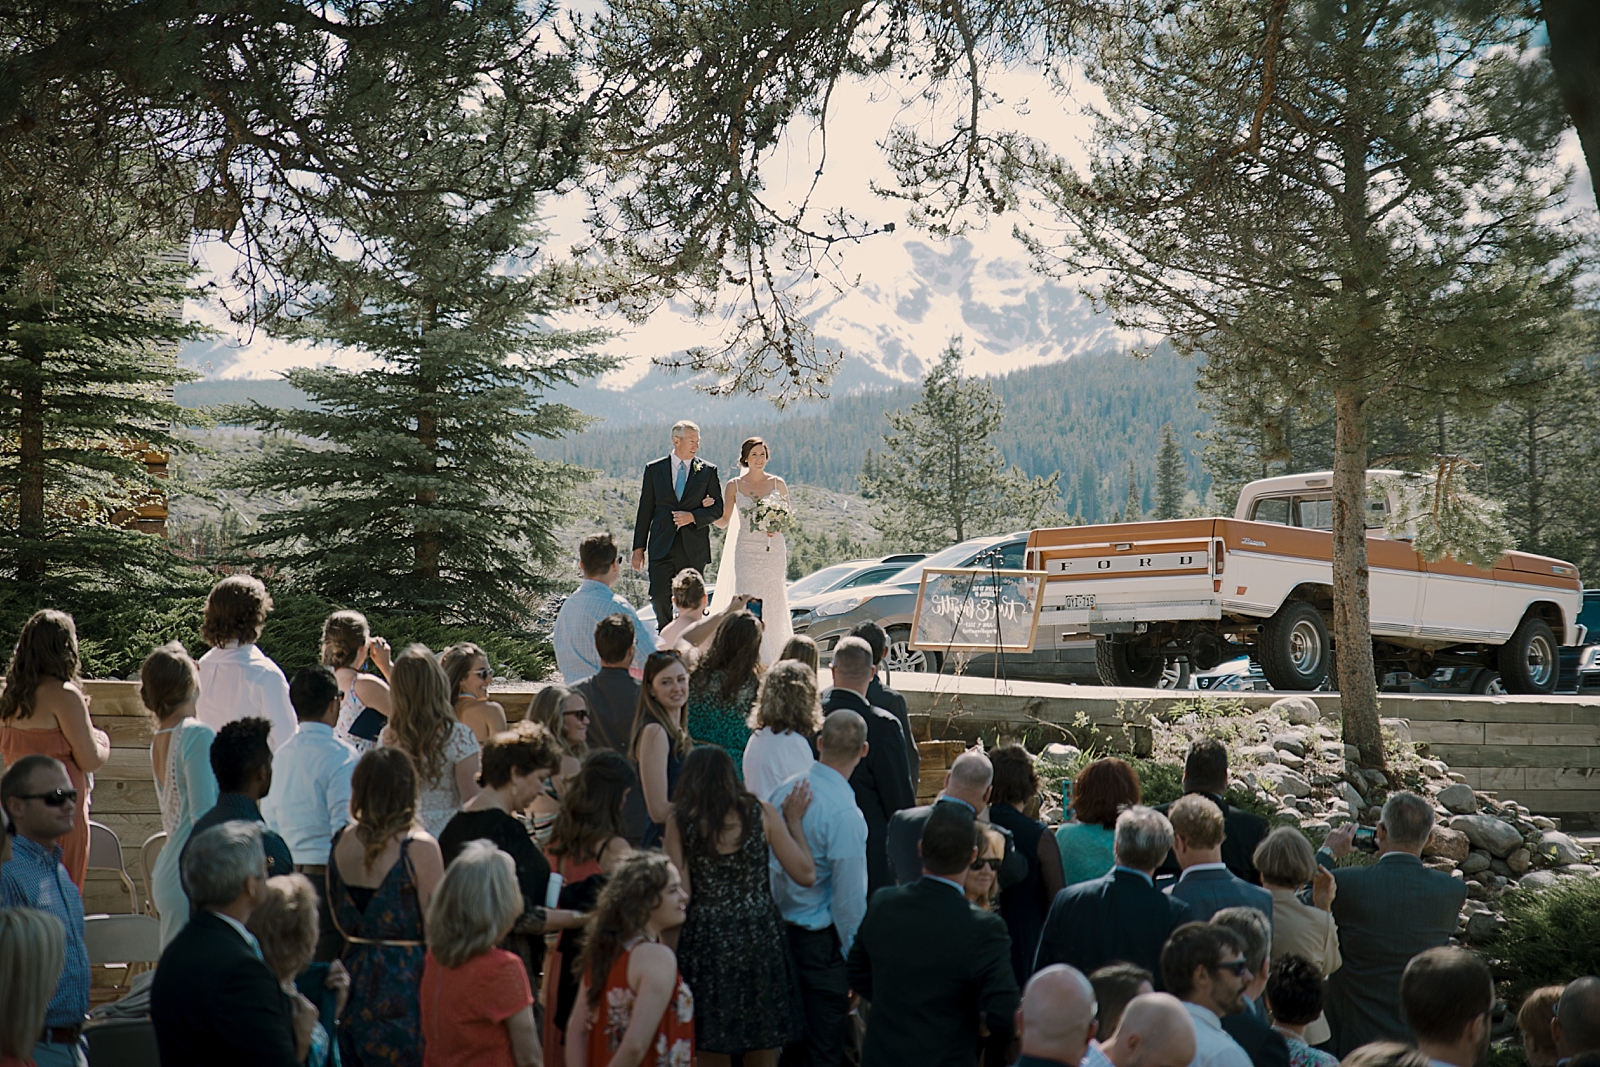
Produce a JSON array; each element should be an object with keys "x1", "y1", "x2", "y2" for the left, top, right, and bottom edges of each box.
[
  {"x1": 567, "y1": 851, "x2": 693, "y2": 1067},
  {"x1": 542, "y1": 750, "x2": 635, "y2": 1067},
  {"x1": 0, "y1": 610, "x2": 110, "y2": 887}
]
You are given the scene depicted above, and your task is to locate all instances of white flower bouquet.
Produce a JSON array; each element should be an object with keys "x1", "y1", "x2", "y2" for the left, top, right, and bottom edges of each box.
[{"x1": 750, "y1": 493, "x2": 794, "y2": 549}]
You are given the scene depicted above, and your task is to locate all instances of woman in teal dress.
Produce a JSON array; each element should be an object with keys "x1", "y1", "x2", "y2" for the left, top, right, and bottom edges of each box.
[
  {"x1": 143, "y1": 642, "x2": 220, "y2": 947},
  {"x1": 1055, "y1": 757, "x2": 1143, "y2": 886},
  {"x1": 685, "y1": 611, "x2": 764, "y2": 778}
]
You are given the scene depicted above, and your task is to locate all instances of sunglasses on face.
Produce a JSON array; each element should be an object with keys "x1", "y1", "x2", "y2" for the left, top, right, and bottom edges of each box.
[
  {"x1": 18, "y1": 789, "x2": 77, "y2": 808},
  {"x1": 472, "y1": 668, "x2": 492, "y2": 680},
  {"x1": 970, "y1": 857, "x2": 1002, "y2": 871},
  {"x1": 563, "y1": 709, "x2": 591, "y2": 721},
  {"x1": 1213, "y1": 958, "x2": 1252, "y2": 977}
]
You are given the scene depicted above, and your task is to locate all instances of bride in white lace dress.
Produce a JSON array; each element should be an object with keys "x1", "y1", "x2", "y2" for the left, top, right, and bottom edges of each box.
[{"x1": 710, "y1": 437, "x2": 795, "y2": 665}]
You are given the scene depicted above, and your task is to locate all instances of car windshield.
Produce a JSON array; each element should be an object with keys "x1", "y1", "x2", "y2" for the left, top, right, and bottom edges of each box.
[
  {"x1": 887, "y1": 539, "x2": 1006, "y2": 587},
  {"x1": 787, "y1": 562, "x2": 859, "y2": 599}
]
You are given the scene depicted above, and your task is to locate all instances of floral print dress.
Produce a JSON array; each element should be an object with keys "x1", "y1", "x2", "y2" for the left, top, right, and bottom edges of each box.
[
  {"x1": 328, "y1": 830, "x2": 427, "y2": 1067},
  {"x1": 585, "y1": 938, "x2": 695, "y2": 1067}
]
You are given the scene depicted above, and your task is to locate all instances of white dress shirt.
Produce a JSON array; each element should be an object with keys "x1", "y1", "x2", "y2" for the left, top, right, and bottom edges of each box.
[
  {"x1": 262, "y1": 722, "x2": 359, "y2": 866},
  {"x1": 1184, "y1": 1002, "x2": 1252, "y2": 1067},
  {"x1": 197, "y1": 641, "x2": 298, "y2": 751}
]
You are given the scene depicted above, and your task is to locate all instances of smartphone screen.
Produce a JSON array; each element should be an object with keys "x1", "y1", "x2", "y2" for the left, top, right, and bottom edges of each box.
[{"x1": 747, "y1": 598, "x2": 764, "y2": 620}]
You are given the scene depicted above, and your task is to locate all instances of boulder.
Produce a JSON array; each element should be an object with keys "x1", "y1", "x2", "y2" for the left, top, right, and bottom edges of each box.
[
  {"x1": 1240, "y1": 745, "x2": 1280, "y2": 764},
  {"x1": 1040, "y1": 743, "x2": 1082, "y2": 765},
  {"x1": 1301, "y1": 820, "x2": 1331, "y2": 835},
  {"x1": 1537, "y1": 831, "x2": 1588, "y2": 867},
  {"x1": 1344, "y1": 744, "x2": 1361, "y2": 762},
  {"x1": 1341, "y1": 782, "x2": 1366, "y2": 813},
  {"x1": 1464, "y1": 910, "x2": 1507, "y2": 943},
  {"x1": 1437, "y1": 783, "x2": 1478, "y2": 815},
  {"x1": 1423, "y1": 826, "x2": 1471, "y2": 863},
  {"x1": 1507, "y1": 848, "x2": 1532, "y2": 876},
  {"x1": 1460, "y1": 851, "x2": 1492, "y2": 875},
  {"x1": 1273, "y1": 809, "x2": 1303, "y2": 828},
  {"x1": 1276, "y1": 751, "x2": 1307, "y2": 770},
  {"x1": 1271, "y1": 734, "x2": 1307, "y2": 758},
  {"x1": 1451, "y1": 815, "x2": 1526, "y2": 858},
  {"x1": 1359, "y1": 768, "x2": 1390, "y2": 795},
  {"x1": 1520, "y1": 871, "x2": 1561, "y2": 890},
  {"x1": 1531, "y1": 815, "x2": 1557, "y2": 831},
  {"x1": 1270, "y1": 695, "x2": 1322, "y2": 726},
  {"x1": 1566, "y1": 864, "x2": 1600, "y2": 877},
  {"x1": 1380, "y1": 718, "x2": 1413, "y2": 748},
  {"x1": 1257, "y1": 764, "x2": 1312, "y2": 799},
  {"x1": 1490, "y1": 858, "x2": 1514, "y2": 879}
]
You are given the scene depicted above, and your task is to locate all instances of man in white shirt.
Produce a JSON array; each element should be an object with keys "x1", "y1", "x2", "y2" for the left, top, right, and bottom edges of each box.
[
  {"x1": 196, "y1": 575, "x2": 298, "y2": 750},
  {"x1": 263, "y1": 665, "x2": 360, "y2": 960},
  {"x1": 1160, "y1": 923, "x2": 1254, "y2": 1067},
  {"x1": 1091, "y1": 993, "x2": 1198, "y2": 1067},
  {"x1": 1398, "y1": 947, "x2": 1493, "y2": 1067}
]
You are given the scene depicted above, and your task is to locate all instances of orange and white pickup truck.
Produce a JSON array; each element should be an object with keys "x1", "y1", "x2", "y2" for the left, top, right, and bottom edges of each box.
[{"x1": 1025, "y1": 471, "x2": 1586, "y2": 693}]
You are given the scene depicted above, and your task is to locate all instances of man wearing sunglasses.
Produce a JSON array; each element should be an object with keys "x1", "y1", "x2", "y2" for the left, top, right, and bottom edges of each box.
[
  {"x1": 1160, "y1": 923, "x2": 1255, "y2": 1067},
  {"x1": 0, "y1": 755, "x2": 91, "y2": 1067}
]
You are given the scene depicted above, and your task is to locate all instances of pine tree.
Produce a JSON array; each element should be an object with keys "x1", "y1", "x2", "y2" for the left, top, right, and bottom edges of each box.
[
  {"x1": 1123, "y1": 459, "x2": 1143, "y2": 521},
  {"x1": 1154, "y1": 424, "x2": 1187, "y2": 519},
  {"x1": 860, "y1": 339, "x2": 1061, "y2": 552},
  {"x1": 1028, "y1": 0, "x2": 1581, "y2": 768},
  {"x1": 221, "y1": 37, "x2": 611, "y2": 628}
]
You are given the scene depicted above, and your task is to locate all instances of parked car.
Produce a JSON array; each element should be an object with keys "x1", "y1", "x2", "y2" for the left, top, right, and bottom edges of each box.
[
  {"x1": 784, "y1": 554, "x2": 927, "y2": 601},
  {"x1": 1193, "y1": 656, "x2": 1271, "y2": 692}
]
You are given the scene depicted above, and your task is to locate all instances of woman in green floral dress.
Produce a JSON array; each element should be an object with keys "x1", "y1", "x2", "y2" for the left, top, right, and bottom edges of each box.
[{"x1": 686, "y1": 612, "x2": 764, "y2": 778}]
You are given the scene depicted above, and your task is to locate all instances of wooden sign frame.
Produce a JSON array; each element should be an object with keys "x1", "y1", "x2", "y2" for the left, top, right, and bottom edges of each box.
[{"x1": 909, "y1": 567, "x2": 1049, "y2": 653}]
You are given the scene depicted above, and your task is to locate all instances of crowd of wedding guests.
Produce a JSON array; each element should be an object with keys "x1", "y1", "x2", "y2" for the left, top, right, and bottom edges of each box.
[{"x1": 4, "y1": 563, "x2": 1600, "y2": 1067}]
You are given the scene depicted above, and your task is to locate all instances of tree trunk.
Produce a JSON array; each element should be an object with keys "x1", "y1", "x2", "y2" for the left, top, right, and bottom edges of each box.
[
  {"x1": 414, "y1": 302, "x2": 441, "y2": 584},
  {"x1": 17, "y1": 336, "x2": 46, "y2": 585},
  {"x1": 1544, "y1": 0, "x2": 1600, "y2": 213},
  {"x1": 1331, "y1": 386, "x2": 1385, "y2": 769},
  {"x1": 1524, "y1": 404, "x2": 1541, "y2": 552}
]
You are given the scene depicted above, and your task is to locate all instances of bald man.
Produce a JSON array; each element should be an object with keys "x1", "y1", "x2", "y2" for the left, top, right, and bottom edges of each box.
[
  {"x1": 1085, "y1": 993, "x2": 1199, "y2": 1067},
  {"x1": 887, "y1": 750, "x2": 1028, "y2": 891},
  {"x1": 1016, "y1": 965, "x2": 1100, "y2": 1067}
]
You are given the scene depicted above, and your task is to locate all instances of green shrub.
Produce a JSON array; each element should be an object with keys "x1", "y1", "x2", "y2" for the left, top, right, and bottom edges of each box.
[
  {"x1": 1495, "y1": 875, "x2": 1600, "y2": 1000},
  {"x1": 1134, "y1": 760, "x2": 1185, "y2": 806}
]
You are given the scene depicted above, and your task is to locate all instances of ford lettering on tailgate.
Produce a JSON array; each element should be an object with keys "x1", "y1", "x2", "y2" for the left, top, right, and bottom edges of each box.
[{"x1": 1046, "y1": 552, "x2": 1206, "y2": 576}]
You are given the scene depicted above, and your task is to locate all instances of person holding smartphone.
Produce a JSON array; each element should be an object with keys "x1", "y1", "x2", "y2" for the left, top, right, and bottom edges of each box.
[{"x1": 321, "y1": 611, "x2": 393, "y2": 754}]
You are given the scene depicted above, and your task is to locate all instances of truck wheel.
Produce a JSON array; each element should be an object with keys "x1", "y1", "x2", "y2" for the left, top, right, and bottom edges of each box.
[
  {"x1": 1498, "y1": 616, "x2": 1557, "y2": 694},
  {"x1": 884, "y1": 627, "x2": 940, "y2": 674},
  {"x1": 1095, "y1": 639, "x2": 1166, "y2": 687},
  {"x1": 1259, "y1": 601, "x2": 1330, "y2": 690}
]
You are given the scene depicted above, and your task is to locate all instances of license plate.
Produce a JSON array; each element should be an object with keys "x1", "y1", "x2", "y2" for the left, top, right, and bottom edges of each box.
[{"x1": 1061, "y1": 594, "x2": 1096, "y2": 610}]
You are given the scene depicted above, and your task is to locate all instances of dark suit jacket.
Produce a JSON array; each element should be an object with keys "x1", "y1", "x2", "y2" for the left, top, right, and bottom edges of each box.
[
  {"x1": 183, "y1": 794, "x2": 295, "y2": 882},
  {"x1": 822, "y1": 688, "x2": 915, "y2": 894},
  {"x1": 1166, "y1": 866, "x2": 1275, "y2": 923},
  {"x1": 1155, "y1": 791, "x2": 1269, "y2": 883},
  {"x1": 1221, "y1": 1009, "x2": 1292, "y2": 1067},
  {"x1": 847, "y1": 876, "x2": 1019, "y2": 1067},
  {"x1": 632, "y1": 455, "x2": 723, "y2": 565},
  {"x1": 151, "y1": 910, "x2": 300, "y2": 1067},
  {"x1": 1032, "y1": 868, "x2": 1192, "y2": 985},
  {"x1": 867, "y1": 676, "x2": 919, "y2": 787},
  {"x1": 1321, "y1": 851, "x2": 1468, "y2": 1055},
  {"x1": 887, "y1": 800, "x2": 1028, "y2": 892}
]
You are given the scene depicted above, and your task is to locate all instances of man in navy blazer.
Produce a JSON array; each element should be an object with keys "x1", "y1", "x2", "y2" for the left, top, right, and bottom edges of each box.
[
  {"x1": 631, "y1": 420, "x2": 724, "y2": 628},
  {"x1": 1166, "y1": 794, "x2": 1273, "y2": 923},
  {"x1": 1033, "y1": 805, "x2": 1192, "y2": 985}
]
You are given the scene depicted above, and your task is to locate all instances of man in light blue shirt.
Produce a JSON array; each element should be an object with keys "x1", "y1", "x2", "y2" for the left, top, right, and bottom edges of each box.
[
  {"x1": 553, "y1": 531, "x2": 656, "y2": 682},
  {"x1": 262, "y1": 665, "x2": 359, "y2": 959},
  {"x1": 770, "y1": 709, "x2": 868, "y2": 1067}
]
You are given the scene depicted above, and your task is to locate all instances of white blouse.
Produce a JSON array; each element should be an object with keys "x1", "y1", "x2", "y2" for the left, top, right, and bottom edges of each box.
[{"x1": 743, "y1": 727, "x2": 816, "y2": 802}]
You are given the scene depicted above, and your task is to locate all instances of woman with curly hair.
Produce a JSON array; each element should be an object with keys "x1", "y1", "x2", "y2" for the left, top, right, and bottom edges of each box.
[
  {"x1": 542, "y1": 749, "x2": 635, "y2": 1066},
  {"x1": 440, "y1": 641, "x2": 508, "y2": 744},
  {"x1": 526, "y1": 683, "x2": 589, "y2": 845},
  {"x1": 684, "y1": 611, "x2": 763, "y2": 776},
  {"x1": 195, "y1": 574, "x2": 297, "y2": 750},
  {"x1": 321, "y1": 610, "x2": 392, "y2": 754},
  {"x1": 566, "y1": 851, "x2": 694, "y2": 1067},
  {"x1": 328, "y1": 747, "x2": 445, "y2": 1067},
  {"x1": 377, "y1": 644, "x2": 480, "y2": 836},
  {"x1": 0, "y1": 609, "x2": 109, "y2": 886},
  {"x1": 740, "y1": 660, "x2": 822, "y2": 801}
]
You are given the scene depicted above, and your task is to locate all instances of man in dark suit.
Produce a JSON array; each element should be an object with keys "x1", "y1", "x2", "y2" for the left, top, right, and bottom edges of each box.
[
  {"x1": 1034, "y1": 805, "x2": 1192, "y2": 984},
  {"x1": 1156, "y1": 738, "x2": 1268, "y2": 884},
  {"x1": 631, "y1": 420, "x2": 724, "y2": 628},
  {"x1": 152, "y1": 822, "x2": 313, "y2": 1067},
  {"x1": 822, "y1": 637, "x2": 914, "y2": 896},
  {"x1": 848, "y1": 802, "x2": 1019, "y2": 1067},
  {"x1": 1166, "y1": 795, "x2": 1273, "y2": 923},
  {"x1": 1316, "y1": 791, "x2": 1469, "y2": 1055},
  {"x1": 885, "y1": 750, "x2": 1028, "y2": 892},
  {"x1": 1212, "y1": 909, "x2": 1290, "y2": 1067},
  {"x1": 848, "y1": 621, "x2": 920, "y2": 788}
]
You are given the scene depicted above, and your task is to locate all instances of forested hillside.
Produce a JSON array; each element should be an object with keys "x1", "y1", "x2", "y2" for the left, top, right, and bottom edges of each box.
[{"x1": 545, "y1": 348, "x2": 1212, "y2": 522}]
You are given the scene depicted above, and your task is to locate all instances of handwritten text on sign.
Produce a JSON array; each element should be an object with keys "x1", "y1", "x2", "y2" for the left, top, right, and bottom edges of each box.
[{"x1": 911, "y1": 568, "x2": 1048, "y2": 652}]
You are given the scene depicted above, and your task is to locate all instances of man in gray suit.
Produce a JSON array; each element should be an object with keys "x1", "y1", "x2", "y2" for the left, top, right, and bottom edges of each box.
[
  {"x1": 1166, "y1": 794, "x2": 1273, "y2": 923},
  {"x1": 1317, "y1": 791, "x2": 1468, "y2": 1055}
]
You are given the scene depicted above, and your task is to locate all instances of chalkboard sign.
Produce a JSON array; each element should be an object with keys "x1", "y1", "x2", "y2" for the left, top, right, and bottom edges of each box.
[{"x1": 910, "y1": 568, "x2": 1048, "y2": 653}]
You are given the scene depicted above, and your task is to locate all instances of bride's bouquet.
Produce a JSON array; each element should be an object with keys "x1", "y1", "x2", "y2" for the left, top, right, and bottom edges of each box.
[{"x1": 750, "y1": 494, "x2": 794, "y2": 550}]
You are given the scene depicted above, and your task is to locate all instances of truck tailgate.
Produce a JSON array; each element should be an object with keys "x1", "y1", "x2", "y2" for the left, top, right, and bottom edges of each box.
[{"x1": 1027, "y1": 520, "x2": 1224, "y2": 631}]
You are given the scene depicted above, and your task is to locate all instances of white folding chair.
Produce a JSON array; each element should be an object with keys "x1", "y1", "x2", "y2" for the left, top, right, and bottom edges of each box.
[
  {"x1": 84, "y1": 913, "x2": 163, "y2": 996},
  {"x1": 87, "y1": 820, "x2": 140, "y2": 915},
  {"x1": 139, "y1": 832, "x2": 167, "y2": 919}
]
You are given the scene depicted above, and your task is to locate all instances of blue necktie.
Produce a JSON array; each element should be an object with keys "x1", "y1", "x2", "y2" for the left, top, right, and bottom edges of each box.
[{"x1": 674, "y1": 460, "x2": 687, "y2": 499}]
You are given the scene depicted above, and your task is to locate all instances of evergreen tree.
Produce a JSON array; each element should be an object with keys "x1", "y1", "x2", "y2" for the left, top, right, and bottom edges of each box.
[
  {"x1": 1154, "y1": 423, "x2": 1187, "y2": 519},
  {"x1": 0, "y1": 238, "x2": 199, "y2": 590},
  {"x1": 1026, "y1": 0, "x2": 1582, "y2": 767},
  {"x1": 1123, "y1": 458, "x2": 1143, "y2": 521},
  {"x1": 860, "y1": 338, "x2": 1061, "y2": 552}
]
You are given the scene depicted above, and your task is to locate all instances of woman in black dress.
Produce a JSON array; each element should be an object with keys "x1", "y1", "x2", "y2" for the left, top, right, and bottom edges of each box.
[
  {"x1": 665, "y1": 745, "x2": 815, "y2": 1066},
  {"x1": 986, "y1": 744, "x2": 1066, "y2": 985},
  {"x1": 438, "y1": 721, "x2": 586, "y2": 996}
]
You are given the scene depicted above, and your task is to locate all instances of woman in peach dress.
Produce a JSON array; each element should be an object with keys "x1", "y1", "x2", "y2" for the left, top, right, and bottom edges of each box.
[{"x1": 0, "y1": 610, "x2": 110, "y2": 887}]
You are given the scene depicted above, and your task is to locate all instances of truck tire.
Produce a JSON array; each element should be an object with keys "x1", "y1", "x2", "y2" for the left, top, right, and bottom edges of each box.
[
  {"x1": 1095, "y1": 639, "x2": 1166, "y2": 688},
  {"x1": 1259, "y1": 601, "x2": 1330, "y2": 691},
  {"x1": 1498, "y1": 616, "x2": 1557, "y2": 694}
]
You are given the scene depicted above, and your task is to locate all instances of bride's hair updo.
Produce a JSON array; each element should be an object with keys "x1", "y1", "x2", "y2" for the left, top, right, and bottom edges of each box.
[{"x1": 739, "y1": 437, "x2": 769, "y2": 467}]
